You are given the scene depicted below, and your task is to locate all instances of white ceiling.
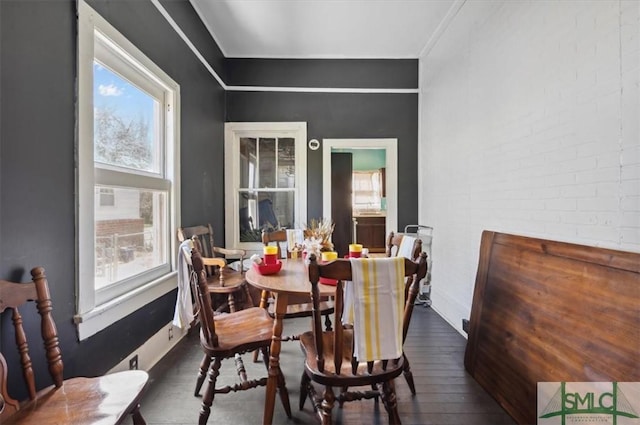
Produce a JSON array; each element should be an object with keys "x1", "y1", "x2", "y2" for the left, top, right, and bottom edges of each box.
[{"x1": 189, "y1": 0, "x2": 459, "y2": 59}]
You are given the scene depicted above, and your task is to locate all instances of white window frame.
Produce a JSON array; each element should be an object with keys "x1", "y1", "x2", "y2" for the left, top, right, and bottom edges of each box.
[
  {"x1": 75, "y1": 0, "x2": 181, "y2": 340},
  {"x1": 224, "y1": 122, "x2": 307, "y2": 255},
  {"x1": 352, "y1": 170, "x2": 383, "y2": 211}
]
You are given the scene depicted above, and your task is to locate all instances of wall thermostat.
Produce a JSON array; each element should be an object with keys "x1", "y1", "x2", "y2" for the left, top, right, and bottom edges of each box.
[{"x1": 308, "y1": 139, "x2": 320, "y2": 151}]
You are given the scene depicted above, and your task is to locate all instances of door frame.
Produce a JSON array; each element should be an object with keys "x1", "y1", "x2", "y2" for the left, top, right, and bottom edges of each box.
[{"x1": 322, "y1": 138, "x2": 398, "y2": 239}]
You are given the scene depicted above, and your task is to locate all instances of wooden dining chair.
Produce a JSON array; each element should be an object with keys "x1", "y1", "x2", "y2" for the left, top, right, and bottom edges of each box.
[
  {"x1": 385, "y1": 230, "x2": 423, "y2": 394},
  {"x1": 386, "y1": 231, "x2": 423, "y2": 261},
  {"x1": 300, "y1": 253, "x2": 428, "y2": 425},
  {"x1": 178, "y1": 224, "x2": 254, "y2": 313},
  {"x1": 0, "y1": 267, "x2": 148, "y2": 425},
  {"x1": 190, "y1": 248, "x2": 291, "y2": 425}
]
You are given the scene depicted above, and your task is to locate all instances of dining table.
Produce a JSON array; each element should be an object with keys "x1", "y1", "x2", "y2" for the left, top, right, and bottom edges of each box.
[{"x1": 245, "y1": 257, "x2": 337, "y2": 425}]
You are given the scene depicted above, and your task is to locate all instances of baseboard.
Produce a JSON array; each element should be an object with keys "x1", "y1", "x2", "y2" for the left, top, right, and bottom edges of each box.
[
  {"x1": 430, "y1": 303, "x2": 468, "y2": 339},
  {"x1": 108, "y1": 321, "x2": 189, "y2": 373}
]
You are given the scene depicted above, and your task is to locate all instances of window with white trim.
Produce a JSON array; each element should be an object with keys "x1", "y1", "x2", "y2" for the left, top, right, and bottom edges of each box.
[
  {"x1": 76, "y1": 1, "x2": 180, "y2": 340},
  {"x1": 224, "y1": 122, "x2": 307, "y2": 254},
  {"x1": 352, "y1": 170, "x2": 383, "y2": 212}
]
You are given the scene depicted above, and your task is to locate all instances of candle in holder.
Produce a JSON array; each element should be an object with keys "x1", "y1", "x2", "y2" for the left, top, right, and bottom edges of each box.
[
  {"x1": 263, "y1": 245, "x2": 278, "y2": 264},
  {"x1": 321, "y1": 251, "x2": 338, "y2": 263},
  {"x1": 348, "y1": 243, "x2": 363, "y2": 258}
]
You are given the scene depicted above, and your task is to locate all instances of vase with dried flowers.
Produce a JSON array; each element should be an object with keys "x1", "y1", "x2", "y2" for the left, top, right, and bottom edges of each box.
[{"x1": 302, "y1": 218, "x2": 335, "y2": 260}]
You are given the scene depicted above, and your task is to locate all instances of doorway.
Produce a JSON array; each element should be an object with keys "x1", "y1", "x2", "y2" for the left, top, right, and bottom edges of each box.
[{"x1": 322, "y1": 138, "x2": 398, "y2": 251}]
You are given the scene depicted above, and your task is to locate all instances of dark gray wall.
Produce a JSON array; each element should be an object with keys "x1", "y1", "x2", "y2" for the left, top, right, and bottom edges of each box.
[
  {"x1": 226, "y1": 91, "x2": 419, "y2": 230},
  {"x1": 0, "y1": 0, "x2": 225, "y2": 399},
  {"x1": 225, "y1": 58, "x2": 419, "y2": 229},
  {"x1": 226, "y1": 58, "x2": 418, "y2": 89}
]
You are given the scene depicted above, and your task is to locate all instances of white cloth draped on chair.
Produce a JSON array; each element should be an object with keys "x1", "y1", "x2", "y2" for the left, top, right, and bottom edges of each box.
[
  {"x1": 397, "y1": 234, "x2": 417, "y2": 259},
  {"x1": 173, "y1": 239, "x2": 195, "y2": 329}
]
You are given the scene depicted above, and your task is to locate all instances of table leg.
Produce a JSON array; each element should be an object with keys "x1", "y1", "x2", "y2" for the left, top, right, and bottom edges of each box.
[{"x1": 263, "y1": 292, "x2": 289, "y2": 425}]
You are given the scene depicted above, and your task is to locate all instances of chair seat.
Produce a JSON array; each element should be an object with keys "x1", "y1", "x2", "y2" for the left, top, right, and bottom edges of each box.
[
  {"x1": 205, "y1": 269, "x2": 246, "y2": 294},
  {"x1": 203, "y1": 307, "x2": 274, "y2": 355},
  {"x1": 3, "y1": 370, "x2": 149, "y2": 425},
  {"x1": 299, "y1": 330, "x2": 404, "y2": 387}
]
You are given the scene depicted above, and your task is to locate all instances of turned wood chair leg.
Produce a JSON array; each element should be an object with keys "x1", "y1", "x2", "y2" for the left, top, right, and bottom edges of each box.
[
  {"x1": 199, "y1": 357, "x2": 221, "y2": 425},
  {"x1": 379, "y1": 380, "x2": 401, "y2": 425},
  {"x1": 299, "y1": 371, "x2": 310, "y2": 410},
  {"x1": 260, "y1": 346, "x2": 269, "y2": 370},
  {"x1": 277, "y1": 367, "x2": 292, "y2": 418},
  {"x1": 402, "y1": 352, "x2": 416, "y2": 395},
  {"x1": 195, "y1": 354, "x2": 212, "y2": 396},
  {"x1": 320, "y1": 386, "x2": 335, "y2": 425},
  {"x1": 131, "y1": 404, "x2": 146, "y2": 425},
  {"x1": 243, "y1": 284, "x2": 254, "y2": 308},
  {"x1": 233, "y1": 353, "x2": 247, "y2": 384}
]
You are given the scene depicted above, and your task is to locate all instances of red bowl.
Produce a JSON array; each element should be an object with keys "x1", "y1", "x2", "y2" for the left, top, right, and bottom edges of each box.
[{"x1": 253, "y1": 260, "x2": 282, "y2": 275}]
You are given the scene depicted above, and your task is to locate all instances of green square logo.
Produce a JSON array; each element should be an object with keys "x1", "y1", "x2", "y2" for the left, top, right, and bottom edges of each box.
[{"x1": 538, "y1": 382, "x2": 640, "y2": 425}]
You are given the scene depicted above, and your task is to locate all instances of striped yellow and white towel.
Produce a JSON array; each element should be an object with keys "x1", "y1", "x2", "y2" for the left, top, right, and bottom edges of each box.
[{"x1": 342, "y1": 257, "x2": 405, "y2": 362}]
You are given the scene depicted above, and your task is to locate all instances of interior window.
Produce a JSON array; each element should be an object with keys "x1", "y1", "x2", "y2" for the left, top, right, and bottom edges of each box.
[{"x1": 352, "y1": 170, "x2": 383, "y2": 212}]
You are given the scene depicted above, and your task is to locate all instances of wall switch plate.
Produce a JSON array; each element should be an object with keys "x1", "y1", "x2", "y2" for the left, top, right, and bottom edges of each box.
[{"x1": 129, "y1": 354, "x2": 139, "y2": 370}]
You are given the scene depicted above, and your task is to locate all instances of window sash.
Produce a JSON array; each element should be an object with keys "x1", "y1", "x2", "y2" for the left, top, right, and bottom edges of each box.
[
  {"x1": 91, "y1": 52, "x2": 172, "y2": 301},
  {"x1": 76, "y1": 0, "x2": 180, "y2": 340},
  {"x1": 353, "y1": 171, "x2": 382, "y2": 209},
  {"x1": 225, "y1": 122, "x2": 307, "y2": 254}
]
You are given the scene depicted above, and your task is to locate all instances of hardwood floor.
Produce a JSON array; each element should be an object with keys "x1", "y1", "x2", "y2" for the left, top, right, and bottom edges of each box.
[{"x1": 140, "y1": 307, "x2": 515, "y2": 425}]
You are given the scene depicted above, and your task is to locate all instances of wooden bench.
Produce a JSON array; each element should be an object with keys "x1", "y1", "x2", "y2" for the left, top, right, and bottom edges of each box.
[{"x1": 464, "y1": 231, "x2": 640, "y2": 424}]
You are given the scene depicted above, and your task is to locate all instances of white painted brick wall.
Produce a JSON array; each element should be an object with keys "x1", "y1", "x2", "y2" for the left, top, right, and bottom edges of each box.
[{"x1": 418, "y1": 0, "x2": 639, "y2": 334}]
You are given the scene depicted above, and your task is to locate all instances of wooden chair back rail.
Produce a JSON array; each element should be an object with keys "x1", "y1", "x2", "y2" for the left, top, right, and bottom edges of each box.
[
  {"x1": 386, "y1": 231, "x2": 423, "y2": 309},
  {"x1": 464, "y1": 231, "x2": 640, "y2": 425},
  {"x1": 262, "y1": 229, "x2": 289, "y2": 258},
  {"x1": 308, "y1": 254, "x2": 427, "y2": 375},
  {"x1": 301, "y1": 253, "x2": 428, "y2": 424},
  {"x1": 178, "y1": 224, "x2": 216, "y2": 259},
  {"x1": 178, "y1": 224, "x2": 248, "y2": 272},
  {"x1": 386, "y1": 231, "x2": 423, "y2": 261},
  {"x1": 0, "y1": 270, "x2": 63, "y2": 398},
  {"x1": 178, "y1": 225, "x2": 252, "y2": 315},
  {"x1": 192, "y1": 252, "x2": 219, "y2": 348},
  {"x1": 0, "y1": 268, "x2": 148, "y2": 424}
]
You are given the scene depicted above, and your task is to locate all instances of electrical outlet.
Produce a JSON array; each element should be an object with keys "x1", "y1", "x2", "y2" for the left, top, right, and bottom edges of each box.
[
  {"x1": 129, "y1": 354, "x2": 138, "y2": 370},
  {"x1": 168, "y1": 326, "x2": 173, "y2": 341},
  {"x1": 462, "y1": 319, "x2": 470, "y2": 334}
]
